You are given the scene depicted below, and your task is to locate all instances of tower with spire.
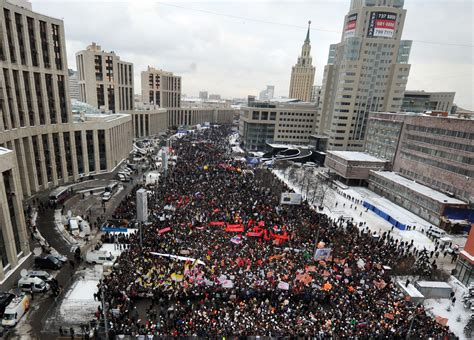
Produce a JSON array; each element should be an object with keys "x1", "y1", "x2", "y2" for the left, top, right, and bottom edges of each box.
[{"x1": 289, "y1": 21, "x2": 316, "y2": 102}]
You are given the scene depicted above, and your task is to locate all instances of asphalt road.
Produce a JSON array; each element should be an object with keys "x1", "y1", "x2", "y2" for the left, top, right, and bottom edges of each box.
[{"x1": 4, "y1": 169, "x2": 142, "y2": 339}]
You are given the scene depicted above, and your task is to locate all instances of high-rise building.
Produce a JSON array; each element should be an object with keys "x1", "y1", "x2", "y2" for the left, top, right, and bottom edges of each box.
[
  {"x1": 288, "y1": 21, "x2": 315, "y2": 102},
  {"x1": 209, "y1": 94, "x2": 221, "y2": 100},
  {"x1": 141, "y1": 66, "x2": 181, "y2": 108},
  {"x1": 239, "y1": 101, "x2": 317, "y2": 151},
  {"x1": 199, "y1": 91, "x2": 208, "y2": 100},
  {"x1": 76, "y1": 43, "x2": 134, "y2": 113},
  {"x1": 317, "y1": 0, "x2": 412, "y2": 151},
  {"x1": 68, "y1": 69, "x2": 80, "y2": 101},
  {"x1": 311, "y1": 85, "x2": 322, "y2": 105},
  {"x1": 259, "y1": 85, "x2": 275, "y2": 101},
  {"x1": 401, "y1": 90, "x2": 455, "y2": 113},
  {"x1": 0, "y1": 0, "x2": 133, "y2": 284}
]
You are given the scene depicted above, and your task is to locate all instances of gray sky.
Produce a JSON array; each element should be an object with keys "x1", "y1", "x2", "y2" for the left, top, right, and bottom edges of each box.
[{"x1": 33, "y1": 0, "x2": 473, "y2": 109}]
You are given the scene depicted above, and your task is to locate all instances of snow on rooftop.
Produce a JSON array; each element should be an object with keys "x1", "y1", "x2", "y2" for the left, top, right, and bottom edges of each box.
[
  {"x1": 372, "y1": 171, "x2": 467, "y2": 205},
  {"x1": 329, "y1": 151, "x2": 386, "y2": 162},
  {"x1": 416, "y1": 281, "x2": 453, "y2": 289}
]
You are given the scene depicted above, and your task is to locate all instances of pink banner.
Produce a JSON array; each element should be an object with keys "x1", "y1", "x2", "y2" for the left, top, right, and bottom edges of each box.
[{"x1": 158, "y1": 227, "x2": 171, "y2": 234}]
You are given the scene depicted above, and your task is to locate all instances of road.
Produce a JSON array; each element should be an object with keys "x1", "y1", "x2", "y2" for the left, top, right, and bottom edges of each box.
[{"x1": 5, "y1": 168, "x2": 143, "y2": 339}]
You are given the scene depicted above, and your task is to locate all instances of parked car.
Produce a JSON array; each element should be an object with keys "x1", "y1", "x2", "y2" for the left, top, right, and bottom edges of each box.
[
  {"x1": 18, "y1": 277, "x2": 49, "y2": 293},
  {"x1": 49, "y1": 253, "x2": 67, "y2": 264},
  {"x1": 34, "y1": 256, "x2": 62, "y2": 270},
  {"x1": 0, "y1": 293, "x2": 15, "y2": 318},
  {"x1": 2, "y1": 294, "x2": 29, "y2": 327},
  {"x1": 27, "y1": 271, "x2": 53, "y2": 284},
  {"x1": 85, "y1": 250, "x2": 114, "y2": 265},
  {"x1": 102, "y1": 192, "x2": 112, "y2": 202}
]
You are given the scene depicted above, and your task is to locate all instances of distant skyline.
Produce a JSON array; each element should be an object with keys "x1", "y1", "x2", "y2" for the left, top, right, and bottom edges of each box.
[{"x1": 33, "y1": 0, "x2": 473, "y2": 109}]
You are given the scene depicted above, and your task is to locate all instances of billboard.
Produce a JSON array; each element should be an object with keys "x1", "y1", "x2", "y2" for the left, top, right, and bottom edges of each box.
[
  {"x1": 280, "y1": 193, "x2": 302, "y2": 205},
  {"x1": 367, "y1": 11, "x2": 397, "y2": 38},
  {"x1": 344, "y1": 13, "x2": 357, "y2": 39}
]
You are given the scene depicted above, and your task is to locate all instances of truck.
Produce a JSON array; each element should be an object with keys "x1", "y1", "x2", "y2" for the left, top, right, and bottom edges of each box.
[{"x1": 2, "y1": 294, "x2": 29, "y2": 327}]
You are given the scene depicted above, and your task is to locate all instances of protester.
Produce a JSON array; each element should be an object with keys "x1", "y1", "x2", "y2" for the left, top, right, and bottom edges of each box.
[{"x1": 97, "y1": 126, "x2": 454, "y2": 338}]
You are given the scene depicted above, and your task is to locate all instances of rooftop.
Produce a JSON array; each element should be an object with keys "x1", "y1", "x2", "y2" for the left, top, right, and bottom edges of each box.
[
  {"x1": 371, "y1": 171, "x2": 467, "y2": 205},
  {"x1": 329, "y1": 151, "x2": 387, "y2": 163}
]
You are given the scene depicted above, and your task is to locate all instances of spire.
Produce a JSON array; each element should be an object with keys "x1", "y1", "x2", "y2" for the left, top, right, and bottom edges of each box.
[{"x1": 305, "y1": 20, "x2": 311, "y2": 43}]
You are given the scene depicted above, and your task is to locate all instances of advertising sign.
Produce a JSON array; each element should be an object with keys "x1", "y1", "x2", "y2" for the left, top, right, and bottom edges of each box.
[
  {"x1": 344, "y1": 13, "x2": 358, "y2": 39},
  {"x1": 280, "y1": 193, "x2": 302, "y2": 205},
  {"x1": 367, "y1": 11, "x2": 397, "y2": 38}
]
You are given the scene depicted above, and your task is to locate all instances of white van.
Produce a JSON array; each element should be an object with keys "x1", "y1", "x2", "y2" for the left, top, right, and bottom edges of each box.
[
  {"x1": 85, "y1": 250, "x2": 115, "y2": 265},
  {"x1": 2, "y1": 294, "x2": 30, "y2": 327},
  {"x1": 27, "y1": 270, "x2": 53, "y2": 283},
  {"x1": 18, "y1": 276, "x2": 50, "y2": 293}
]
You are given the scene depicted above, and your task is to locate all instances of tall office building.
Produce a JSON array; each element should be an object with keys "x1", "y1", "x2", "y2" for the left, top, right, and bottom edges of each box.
[
  {"x1": 141, "y1": 66, "x2": 181, "y2": 108},
  {"x1": 199, "y1": 91, "x2": 208, "y2": 100},
  {"x1": 0, "y1": 0, "x2": 132, "y2": 282},
  {"x1": 68, "y1": 69, "x2": 80, "y2": 100},
  {"x1": 288, "y1": 21, "x2": 315, "y2": 102},
  {"x1": 317, "y1": 0, "x2": 412, "y2": 150},
  {"x1": 76, "y1": 42, "x2": 134, "y2": 113}
]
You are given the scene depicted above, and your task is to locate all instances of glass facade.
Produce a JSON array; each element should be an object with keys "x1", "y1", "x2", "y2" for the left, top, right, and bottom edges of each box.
[{"x1": 455, "y1": 258, "x2": 474, "y2": 286}]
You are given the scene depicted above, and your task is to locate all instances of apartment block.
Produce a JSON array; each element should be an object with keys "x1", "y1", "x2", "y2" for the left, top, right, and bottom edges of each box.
[
  {"x1": 141, "y1": 66, "x2": 181, "y2": 108},
  {"x1": 317, "y1": 0, "x2": 412, "y2": 151},
  {"x1": 76, "y1": 42, "x2": 134, "y2": 113},
  {"x1": 239, "y1": 101, "x2": 317, "y2": 151},
  {"x1": 0, "y1": 0, "x2": 133, "y2": 282}
]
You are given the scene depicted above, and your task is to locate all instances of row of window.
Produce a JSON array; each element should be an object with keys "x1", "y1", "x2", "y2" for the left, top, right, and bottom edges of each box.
[
  {"x1": 405, "y1": 133, "x2": 473, "y2": 153},
  {"x1": 401, "y1": 142, "x2": 473, "y2": 166},
  {"x1": 400, "y1": 151, "x2": 473, "y2": 178},
  {"x1": 405, "y1": 124, "x2": 473, "y2": 140}
]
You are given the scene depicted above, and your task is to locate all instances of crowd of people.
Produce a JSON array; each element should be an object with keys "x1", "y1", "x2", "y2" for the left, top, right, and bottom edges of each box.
[{"x1": 97, "y1": 126, "x2": 455, "y2": 338}]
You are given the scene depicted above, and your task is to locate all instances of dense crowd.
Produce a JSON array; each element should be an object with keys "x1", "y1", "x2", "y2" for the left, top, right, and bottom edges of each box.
[{"x1": 98, "y1": 126, "x2": 455, "y2": 338}]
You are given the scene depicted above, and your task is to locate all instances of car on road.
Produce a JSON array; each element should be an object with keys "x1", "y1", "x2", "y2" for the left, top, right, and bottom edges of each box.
[
  {"x1": 34, "y1": 255, "x2": 63, "y2": 270},
  {"x1": 102, "y1": 192, "x2": 112, "y2": 202},
  {"x1": 2, "y1": 294, "x2": 29, "y2": 327},
  {"x1": 18, "y1": 276, "x2": 50, "y2": 293},
  {"x1": 0, "y1": 293, "x2": 15, "y2": 318},
  {"x1": 26, "y1": 271, "x2": 54, "y2": 284}
]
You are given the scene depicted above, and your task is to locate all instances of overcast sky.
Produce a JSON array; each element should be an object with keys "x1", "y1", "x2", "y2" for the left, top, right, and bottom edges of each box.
[{"x1": 33, "y1": 0, "x2": 473, "y2": 109}]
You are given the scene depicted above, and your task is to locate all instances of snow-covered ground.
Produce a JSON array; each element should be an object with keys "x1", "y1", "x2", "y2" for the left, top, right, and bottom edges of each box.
[
  {"x1": 274, "y1": 165, "x2": 470, "y2": 339},
  {"x1": 424, "y1": 277, "x2": 469, "y2": 340}
]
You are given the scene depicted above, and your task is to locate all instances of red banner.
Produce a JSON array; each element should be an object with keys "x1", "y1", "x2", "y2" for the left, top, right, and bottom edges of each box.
[
  {"x1": 209, "y1": 221, "x2": 225, "y2": 226},
  {"x1": 247, "y1": 231, "x2": 263, "y2": 237},
  {"x1": 158, "y1": 227, "x2": 171, "y2": 234},
  {"x1": 225, "y1": 225, "x2": 244, "y2": 233}
]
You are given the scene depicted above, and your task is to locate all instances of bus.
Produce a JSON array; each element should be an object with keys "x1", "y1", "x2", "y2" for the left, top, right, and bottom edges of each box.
[{"x1": 49, "y1": 186, "x2": 72, "y2": 205}]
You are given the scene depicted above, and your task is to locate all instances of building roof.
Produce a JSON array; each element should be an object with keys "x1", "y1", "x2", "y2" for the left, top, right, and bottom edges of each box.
[
  {"x1": 329, "y1": 151, "x2": 386, "y2": 163},
  {"x1": 371, "y1": 171, "x2": 467, "y2": 205}
]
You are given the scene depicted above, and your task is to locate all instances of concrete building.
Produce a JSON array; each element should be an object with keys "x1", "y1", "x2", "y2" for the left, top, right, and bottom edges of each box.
[
  {"x1": 239, "y1": 101, "x2": 317, "y2": 151},
  {"x1": 141, "y1": 66, "x2": 181, "y2": 108},
  {"x1": 68, "y1": 69, "x2": 80, "y2": 101},
  {"x1": 317, "y1": 0, "x2": 412, "y2": 151},
  {"x1": 324, "y1": 151, "x2": 387, "y2": 184},
  {"x1": 76, "y1": 43, "x2": 134, "y2": 113},
  {"x1": 131, "y1": 105, "x2": 167, "y2": 139},
  {"x1": 168, "y1": 108, "x2": 234, "y2": 128},
  {"x1": 311, "y1": 85, "x2": 322, "y2": 105},
  {"x1": 401, "y1": 90, "x2": 455, "y2": 113},
  {"x1": 199, "y1": 91, "x2": 208, "y2": 100},
  {"x1": 259, "y1": 85, "x2": 275, "y2": 101},
  {"x1": 289, "y1": 21, "x2": 315, "y2": 102},
  {"x1": 209, "y1": 94, "x2": 221, "y2": 100},
  {"x1": 368, "y1": 171, "x2": 468, "y2": 226},
  {"x1": 0, "y1": 0, "x2": 133, "y2": 283},
  {"x1": 181, "y1": 97, "x2": 232, "y2": 109}
]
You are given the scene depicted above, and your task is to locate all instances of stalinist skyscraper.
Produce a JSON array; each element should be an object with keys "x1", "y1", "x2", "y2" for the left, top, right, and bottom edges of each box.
[{"x1": 289, "y1": 21, "x2": 316, "y2": 102}]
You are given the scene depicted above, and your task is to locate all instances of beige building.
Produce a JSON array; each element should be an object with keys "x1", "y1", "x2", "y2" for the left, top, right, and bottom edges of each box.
[
  {"x1": 76, "y1": 42, "x2": 134, "y2": 113},
  {"x1": 131, "y1": 105, "x2": 168, "y2": 139},
  {"x1": 401, "y1": 90, "x2": 455, "y2": 113},
  {"x1": 0, "y1": 0, "x2": 133, "y2": 283},
  {"x1": 239, "y1": 101, "x2": 317, "y2": 151},
  {"x1": 141, "y1": 66, "x2": 181, "y2": 108},
  {"x1": 317, "y1": 0, "x2": 412, "y2": 151},
  {"x1": 168, "y1": 108, "x2": 235, "y2": 128},
  {"x1": 289, "y1": 22, "x2": 315, "y2": 102}
]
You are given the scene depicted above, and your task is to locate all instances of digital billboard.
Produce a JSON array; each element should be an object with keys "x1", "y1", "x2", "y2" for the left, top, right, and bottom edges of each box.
[
  {"x1": 344, "y1": 13, "x2": 358, "y2": 39},
  {"x1": 367, "y1": 11, "x2": 397, "y2": 38}
]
